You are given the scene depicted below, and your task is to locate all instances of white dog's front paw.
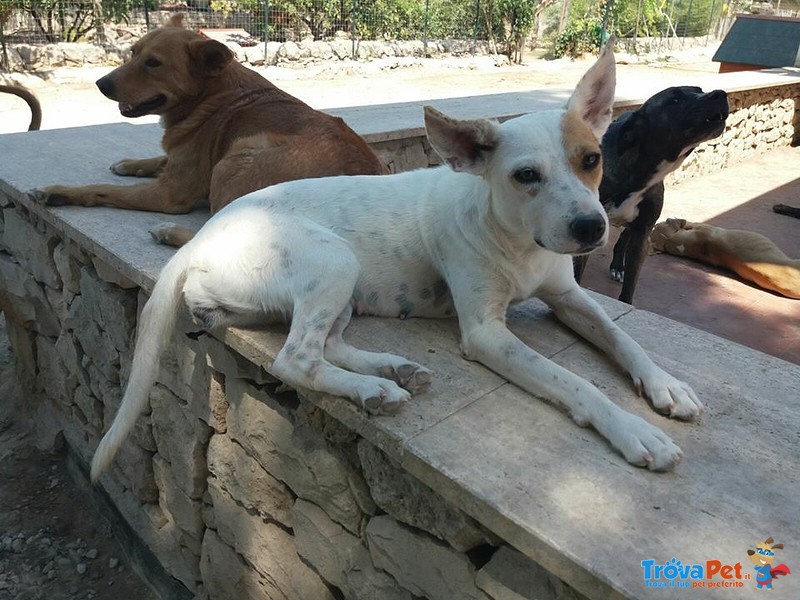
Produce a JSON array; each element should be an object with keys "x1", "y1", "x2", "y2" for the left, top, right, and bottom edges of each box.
[
  {"x1": 356, "y1": 380, "x2": 411, "y2": 416},
  {"x1": 634, "y1": 369, "x2": 703, "y2": 421},
  {"x1": 611, "y1": 412, "x2": 683, "y2": 471},
  {"x1": 378, "y1": 363, "x2": 433, "y2": 395}
]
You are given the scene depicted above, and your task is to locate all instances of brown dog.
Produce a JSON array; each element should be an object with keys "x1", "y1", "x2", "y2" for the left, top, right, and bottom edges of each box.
[
  {"x1": 651, "y1": 218, "x2": 800, "y2": 299},
  {"x1": 0, "y1": 84, "x2": 42, "y2": 131},
  {"x1": 39, "y1": 15, "x2": 386, "y2": 236}
]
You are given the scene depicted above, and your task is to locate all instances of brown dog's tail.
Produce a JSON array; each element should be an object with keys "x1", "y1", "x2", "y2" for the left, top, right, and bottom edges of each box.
[
  {"x1": 0, "y1": 84, "x2": 42, "y2": 131},
  {"x1": 773, "y1": 204, "x2": 800, "y2": 219},
  {"x1": 90, "y1": 247, "x2": 192, "y2": 481}
]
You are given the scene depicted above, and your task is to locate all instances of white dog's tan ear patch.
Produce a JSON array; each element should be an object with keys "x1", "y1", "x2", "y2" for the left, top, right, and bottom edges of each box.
[
  {"x1": 566, "y1": 37, "x2": 617, "y2": 140},
  {"x1": 424, "y1": 106, "x2": 499, "y2": 175}
]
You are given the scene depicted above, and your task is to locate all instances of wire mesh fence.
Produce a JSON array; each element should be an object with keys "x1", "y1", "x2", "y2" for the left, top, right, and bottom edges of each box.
[{"x1": 0, "y1": 0, "x2": 764, "y2": 63}]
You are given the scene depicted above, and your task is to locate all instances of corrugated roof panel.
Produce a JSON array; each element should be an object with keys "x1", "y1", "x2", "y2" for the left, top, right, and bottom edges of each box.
[{"x1": 713, "y1": 15, "x2": 800, "y2": 67}]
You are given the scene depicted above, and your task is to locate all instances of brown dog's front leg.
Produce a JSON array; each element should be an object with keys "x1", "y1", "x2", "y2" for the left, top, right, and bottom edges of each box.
[
  {"x1": 36, "y1": 180, "x2": 199, "y2": 214},
  {"x1": 110, "y1": 156, "x2": 168, "y2": 178}
]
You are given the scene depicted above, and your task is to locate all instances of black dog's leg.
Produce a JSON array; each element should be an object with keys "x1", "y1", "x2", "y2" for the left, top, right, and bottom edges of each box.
[
  {"x1": 573, "y1": 254, "x2": 589, "y2": 283},
  {"x1": 609, "y1": 229, "x2": 630, "y2": 283},
  {"x1": 618, "y1": 183, "x2": 664, "y2": 304}
]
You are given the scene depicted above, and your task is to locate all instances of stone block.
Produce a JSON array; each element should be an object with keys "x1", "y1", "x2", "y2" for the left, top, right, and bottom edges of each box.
[
  {"x1": 358, "y1": 440, "x2": 489, "y2": 552},
  {"x1": 207, "y1": 434, "x2": 294, "y2": 526},
  {"x1": 150, "y1": 384, "x2": 212, "y2": 499},
  {"x1": 4, "y1": 317, "x2": 37, "y2": 390},
  {"x1": 200, "y1": 529, "x2": 273, "y2": 600},
  {"x1": 92, "y1": 256, "x2": 137, "y2": 289},
  {"x1": 53, "y1": 241, "x2": 82, "y2": 295},
  {"x1": 366, "y1": 515, "x2": 490, "y2": 600},
  {"x1": 226, "y1": 377, "x2": 364, "y2": 533},
  {"x1": 78, "y1": 266, "x2": 136, "y2": 352},
  {"x1": 207, "y1": 480, "x2": 334, "y2": 600},
  {"x1": 99, "y1": 474, "x2": 198, "y2": 592},
  {"x1": 35, "y1": 335, "x2": 78, "y2": 407},
  {"x1": 153, "y1": 454, "x2": 205, "y2": 547},
  {"x1": 292, "y1": 499, "x2": 411, "y2": 600},
  {"x1": 68, "y1": 297, "x2": 119, "y2": 377},
  {"x1": 475, "y1": 546, "x2": 589, "y2": 600},
  {"x1": 0, "y1": 253, "x2": 61, "y2": 336},
  {"x1": 111, "y1": 433, "x2": 158, "y2": 504},
  {"x1": 2, "y1": 209, "x2": 60, "y2": 289},
  {"x1": 73, "y1": 384, "x2": 104, "y2": 431}
]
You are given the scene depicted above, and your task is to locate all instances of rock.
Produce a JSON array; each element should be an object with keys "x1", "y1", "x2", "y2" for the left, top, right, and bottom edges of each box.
[
  {"x1": 76, "y1": 563, "x2": 87, "y2": 574},
  {"x1": 78, "y1": 267, "x2": 136, "y2": 353},
  {"x1": 152, "y1": 454, "x2": 205, "y2": 546},
  {"x1": 225, "y1": 378, "x2": 364, "y2": 533},
  {"x1": 475, "y1": 545, "x2": 589, "y2": 600},
  {"x1": 108, "y1": 557, "x2": 119, "y2": 569},
  {"x1": 358, "y1": 440, "x2": 489, "y2": 551},
  {"x1": 0, "y1": 254, "x2": 61, "y2": 337},
  {"x1": 292, "y1": 499, "x2": 411, "y2": 600},
  {"x1": 366, "y1": 515, "x2": 490, "y2": 600},
  {"x1": 207, "y1": 482, "x2": 334, "y2": 600},
  {"x1": 149, "y1": 384, "x2": 211, "y2": 499},
  {"x1": 206, "y1": 434, "x2": 294, "y2": 526},
  {"x1": 2, "y1": 210, "x2": 60, "y2": 289}
]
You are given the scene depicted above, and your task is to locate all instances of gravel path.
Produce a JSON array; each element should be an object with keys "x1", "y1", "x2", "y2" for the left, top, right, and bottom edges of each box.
[{"x1": 0, "y1": 316, "x2": 157, "y2": 600}]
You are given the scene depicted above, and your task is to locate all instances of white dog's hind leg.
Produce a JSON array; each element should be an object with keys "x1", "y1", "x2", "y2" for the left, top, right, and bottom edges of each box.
[
  {"x1": 268, "y1": 244, "x2": 411, "y2": 415},
  {"x1": 324, "y1": 303, "x2": 433, "y2": 395}
]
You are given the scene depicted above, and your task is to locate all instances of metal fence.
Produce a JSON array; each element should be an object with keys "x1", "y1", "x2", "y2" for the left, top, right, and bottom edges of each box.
[
  {"x1": 0, "y1": 0, "x2": 752, "y2": 56},
  {"x1": 0, "y1": 0, "x2": 489, "y2": 45}
]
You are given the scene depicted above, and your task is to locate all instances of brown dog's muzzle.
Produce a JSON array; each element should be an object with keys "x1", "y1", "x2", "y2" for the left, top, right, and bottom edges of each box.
[{"x1": 96, "y1": 74, "x2": 116, "y2": 100}]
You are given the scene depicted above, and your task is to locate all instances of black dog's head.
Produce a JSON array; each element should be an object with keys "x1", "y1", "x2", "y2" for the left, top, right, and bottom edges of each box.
[{"x1": 614, "y1": 86, "x2": 729, "y2": 163}]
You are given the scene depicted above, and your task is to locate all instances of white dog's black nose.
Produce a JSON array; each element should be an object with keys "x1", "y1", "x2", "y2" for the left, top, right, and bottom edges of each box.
[{"x1": 570, "y1": 214, "x2": 606, "y2": 246}]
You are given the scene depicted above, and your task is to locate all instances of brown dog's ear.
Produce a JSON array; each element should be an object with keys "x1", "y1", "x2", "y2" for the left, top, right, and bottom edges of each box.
[
  {"x1": 167, "y1": 13, "x2": 186, "y2": 28},
  {"x1": 772, "y1": 543, "x2": 784, "y2": 550},
  {"x1": 424, "y1": 106, "x2": 499, "y2": 176},
  {"x1": 764, "y1": 537, "x2": 775, "y2": 545},
  {"x1": 566, "y1": 37, "x2": 616, "y2": 141},
  {"x1": 190, "y1": 39, "x2": 234, "y2": 77}
]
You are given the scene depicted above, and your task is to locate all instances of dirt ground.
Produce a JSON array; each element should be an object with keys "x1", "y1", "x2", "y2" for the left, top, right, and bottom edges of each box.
[{"x1": 0, "y1": 43, "x2": 722, "y2": 598}]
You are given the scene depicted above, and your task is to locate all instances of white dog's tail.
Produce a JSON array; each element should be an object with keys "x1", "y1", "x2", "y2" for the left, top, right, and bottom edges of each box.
[{"x1": 90, "y1": 248, "x2": 191, "y2": 482}]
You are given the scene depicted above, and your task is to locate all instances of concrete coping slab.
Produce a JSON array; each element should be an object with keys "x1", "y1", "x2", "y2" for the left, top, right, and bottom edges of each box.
[{"x1": 1, "y1": 112, "x2": 799, "y2": 600}]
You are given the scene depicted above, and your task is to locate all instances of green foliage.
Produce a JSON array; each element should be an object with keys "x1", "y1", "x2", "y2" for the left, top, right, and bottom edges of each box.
[{"x1": 552, "y1": 11, "x2": 602, "y2": 57}]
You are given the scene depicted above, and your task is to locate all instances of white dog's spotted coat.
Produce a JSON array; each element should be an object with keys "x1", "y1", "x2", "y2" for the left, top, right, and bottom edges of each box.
[{"x1": 91, "y1": 42, "x2": 702, "y2": 480}]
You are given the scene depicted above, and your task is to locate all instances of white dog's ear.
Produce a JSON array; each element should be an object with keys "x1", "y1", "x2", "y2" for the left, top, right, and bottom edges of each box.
[
  {"x1": 566, "y1": 37, "x2": 617, "y2": 140},
  {"x1": 424, "y1": 106, "x2": 499, "y2": 175}
]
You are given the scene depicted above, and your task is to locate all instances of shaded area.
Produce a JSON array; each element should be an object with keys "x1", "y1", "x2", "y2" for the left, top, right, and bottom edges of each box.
[{"x1": 581, "y1": 146, "x2": 800, "y2": 365}]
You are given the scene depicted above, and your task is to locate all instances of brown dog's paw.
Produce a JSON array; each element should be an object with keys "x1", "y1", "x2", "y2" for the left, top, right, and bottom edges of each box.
[
  {"x1": 110, "y1": 160, "x2": 137, "y2": 176},
  {"x1": 29, "y1": 188, "x2": 68, "y2": 206}
]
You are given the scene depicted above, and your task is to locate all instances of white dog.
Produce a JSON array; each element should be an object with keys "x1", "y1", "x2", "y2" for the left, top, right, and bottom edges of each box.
[{"x1": 91, "y1": 43, "x2": 702, "y2": 480}]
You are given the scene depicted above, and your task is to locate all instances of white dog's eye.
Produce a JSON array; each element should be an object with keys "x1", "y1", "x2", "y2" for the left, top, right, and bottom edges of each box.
[
  {"x1": 514, "y1": 167, "x2": 541, "y2": 184},
  {"x1": 582, "y1": 152, "x2": 600, "y2": 170}
]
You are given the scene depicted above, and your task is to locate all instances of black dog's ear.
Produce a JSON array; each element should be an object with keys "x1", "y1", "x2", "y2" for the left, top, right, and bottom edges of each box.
[
  {"x1": 615, "y1": 112, "x2": 644, "y2": 155},
  {"x1": 190, "y1": 39, "x2": 234, "y2": 77}
]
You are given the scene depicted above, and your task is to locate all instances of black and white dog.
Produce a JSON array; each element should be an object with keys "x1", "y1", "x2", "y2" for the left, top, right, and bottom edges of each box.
[{"x1": 575, "y1": 86, "x2": 729, "y2": 303}]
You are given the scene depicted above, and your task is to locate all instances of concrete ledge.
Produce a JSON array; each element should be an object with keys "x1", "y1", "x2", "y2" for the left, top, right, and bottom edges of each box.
[{"x1": 2, "y1": 91, "x2": 800, "y2": 599}]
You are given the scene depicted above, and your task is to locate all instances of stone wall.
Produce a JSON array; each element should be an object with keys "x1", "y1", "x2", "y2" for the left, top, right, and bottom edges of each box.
[
  {"x1": 0, "y1": 194, "x2": 587, "y2": 599},
  {"x1": 2, "y1": 36, "x2": 500, "y2": 72},
  {"x1": 665, "y1": 82, "x2": 800, "y2": 184},
  {"x1": 372, "y1": 82, "x2": 800, "y2": 181}
]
